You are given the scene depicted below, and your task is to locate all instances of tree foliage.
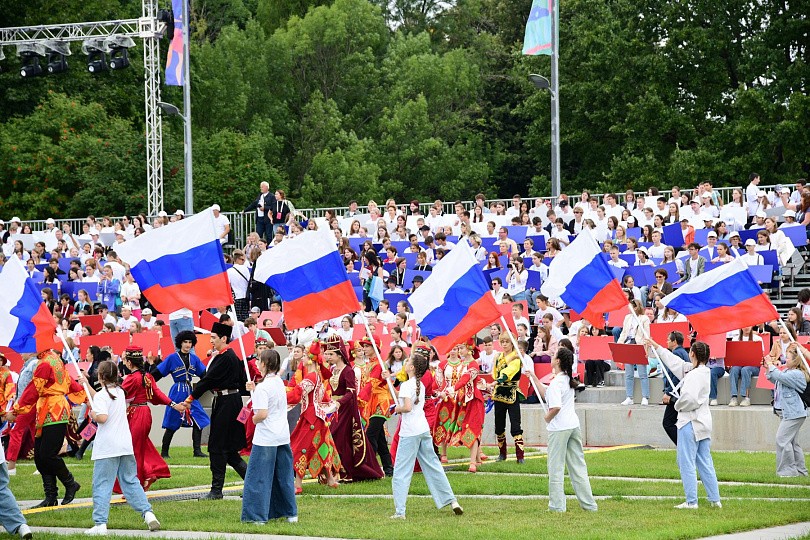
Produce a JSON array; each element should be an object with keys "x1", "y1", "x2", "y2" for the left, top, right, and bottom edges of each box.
[{"x1": 0, "y1": 0, "x2": 807, "y2": 218}]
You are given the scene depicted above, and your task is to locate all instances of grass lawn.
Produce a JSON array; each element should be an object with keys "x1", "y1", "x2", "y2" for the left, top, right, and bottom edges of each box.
[{"x1": 13, "y1": 448, "x2": 810, "y2": 540}]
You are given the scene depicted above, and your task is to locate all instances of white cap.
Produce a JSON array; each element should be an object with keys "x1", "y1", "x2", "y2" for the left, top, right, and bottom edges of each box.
[
  {"x1": 0, "y1": 220, "x2": 4, "y2": 225},
  {"x1": 626, "y1": 215, "x2": 636, "y2": 223},
  {"x1": 745, "y1": 239, "x2": 756, "y2": 246},
  {"x1": 786, "y1": 211, "x2": 797, "y2": 219},
  {"x1": 638, "y1": 246, "x2": 649, "y2": 255},
  {"x1": 212, "y1": 204, "x2": 221, "y2": 212},
  {"x1": 175, "y1": 209, "x2": 185, "y2": 216},
  {"x1": 250, "y1": 306, "x2": 261, "y2": 313},
  {"x1": 707, "y1": 231, "x2": 717, "y2": 237},
  {"x1": 691, "y1": 198, "x2": 701, "y2": 204},
  {"x1": 757, "y1": 190, "x2": 767, "y2": 198},
  {"x1": 729, "y1": 231, "x2": 740, "y2": 238},
  {"x1": 142, "y1": 308, "x2": 152, "y2": 315},
  {"x1": 115, "y1": 231, "x2": 124, "y2": 236},
  {"x1": 45, "y1": 218, "x2": 55, "y2": 224},
  {"x1": 702, "y1": 215, "x2": 714, "y2": 221},
  {"x1": 701, "y1": 193, "x2": 711, "y2": 198},
  {"x1": 781, "y1": 187, "x2": 791, "y2": 194},
  {"x1": 158, "y1": 210, "x2": 168, "y2": 217},
  {"x1": 10, "y1": 216, "x2": 21, "y2": 224},
  {"x1": 755, "y1": 210, "x2": 767, "y2": 219},
  {"x1": 90, "y1": 231, "x2": 99, "y2": 236}
]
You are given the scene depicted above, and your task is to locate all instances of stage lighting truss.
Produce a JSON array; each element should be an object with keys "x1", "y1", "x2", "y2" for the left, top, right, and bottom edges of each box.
[{"x1": 17, "y1": 43, "x2": 45, "y2": 77}]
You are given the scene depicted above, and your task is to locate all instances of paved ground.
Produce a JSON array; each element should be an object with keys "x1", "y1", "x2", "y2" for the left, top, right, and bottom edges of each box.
[{"x1": 696, "y1": 521, "x2": 810, "y2": 540}]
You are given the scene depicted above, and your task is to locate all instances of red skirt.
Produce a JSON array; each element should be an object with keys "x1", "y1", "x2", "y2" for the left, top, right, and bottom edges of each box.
[
  {"x1": 450, "y1": 397, "x2": 484, "y2": 448},
  {"x1": 290, "y1": 416, "x2": 340, "y2": 480},
  {"x1": 432, "y1": 398, "x2": 459, "y2": 446},
  {"x1": 115, "y1": 405, "x2": 170, "y2": 493}
]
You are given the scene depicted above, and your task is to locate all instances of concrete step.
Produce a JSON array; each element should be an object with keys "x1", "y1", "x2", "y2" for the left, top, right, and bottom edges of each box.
[
  {"x1": 603, "y1": 370, "x2": 773, "y2": 405},
  {"x1": 574, "y1": 387, "x2": 626, "y2": 404}
]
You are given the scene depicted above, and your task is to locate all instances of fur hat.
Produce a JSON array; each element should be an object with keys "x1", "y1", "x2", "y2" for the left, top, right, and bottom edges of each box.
[
  {"x1": 211, "y1": 322, "x2": 232, "y2": 341},
  {"x1": 174, "y1": 330, "x2": 198, "y2": 350}
]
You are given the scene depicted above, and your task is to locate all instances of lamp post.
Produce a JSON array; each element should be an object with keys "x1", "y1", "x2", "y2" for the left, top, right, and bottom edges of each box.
[
  {"x1": 529, "y1": 73, "x2": 560, "y2": 199},
  {"x1": 157, "y1": 100, "x2": 193, "y2": 215}
]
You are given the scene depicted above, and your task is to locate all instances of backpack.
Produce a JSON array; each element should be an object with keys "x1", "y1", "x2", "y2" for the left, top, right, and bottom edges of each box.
[{"x1": 800, "y1": 381, "x2": 810, "y2": 409}]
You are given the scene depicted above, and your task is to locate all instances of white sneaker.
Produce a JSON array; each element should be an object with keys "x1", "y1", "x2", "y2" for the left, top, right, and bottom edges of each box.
[
  {"x1": 709, "y1": 501, "x2": 722, "y2": 508},
  {"x1": 17, "y1": 524, "x2": 32, "y2": 540},
  {"x1": 85, "y1": 524, "x2": 108, "y2": 536},
  {"x1": 143, "y1": 511, "x2": 160, "y2": 531},
  {"x1": 641, "y1": 398, "x2": 649, "y2": 406},
  {"x1": 287, "y1": 516, "x2": 298, "y2": 523},
  {"x1": 728, "y1": 397, "x2": 738, "y2": 407},
  {"x1": 7, "y1": 467, "x2": 16, "y2": 476},
  {"x1": 709, "y1": 399, "x2": 718, "y2": 406},
  {"x1": 674, "y1": 502, "x2": 698, "y2": 510},
  {"x1": 451, "y1": 501, "x2": 464, "y2": 515},
  {"x1": 740, "y1": 397, "x2": 751, "y2": 407},
  {"x1": 621, "y1": 398, "x2": 633, "y2": 406},
  {"x1": 389, "y1": 514, "x2": 406, "y2": 520}
]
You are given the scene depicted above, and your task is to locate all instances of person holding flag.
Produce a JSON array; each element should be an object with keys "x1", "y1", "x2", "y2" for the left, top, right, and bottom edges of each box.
[{"x1": 487, "y1": 334, "x2": 525, "y2": 463}]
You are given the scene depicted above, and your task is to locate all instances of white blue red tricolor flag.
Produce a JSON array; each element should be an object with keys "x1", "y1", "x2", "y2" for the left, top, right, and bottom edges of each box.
[
  {"x1": 0, "y1": 256, "x2": 56, "y2": 353},
  {"x1": 661, "y1": 257, "x2": 778, "y2": 336},
  {"x1": 115, "y1": 208, "x2": 232, "y2": 313},
  {"x1": 540, "y1": 228, "x2": 628, "y2": 325},
  {"x1": 409, "y1": 241, "x2": 501, "y2": 355},
  {"x1": 253, "y1": 230, "x2": 360, "y2": 329}
]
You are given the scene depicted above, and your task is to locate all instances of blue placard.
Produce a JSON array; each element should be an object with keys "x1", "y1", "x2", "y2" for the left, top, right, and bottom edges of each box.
[
  {"x1": 504, "y1": 226, "x2": 527, "y2": 244},
  {"x1": 390, "y1": 241, "x2": 410, "y2": 254},
  {"x1": 382, "y1": 292, "x2": 410, "y2": 308},
  {"x1": 694, "y1": 229, "x2": 709, "y2": 246},
  {"x1": 403, "y1": 270, "x2": 432, "y2": 291},
  {"x1": 484, "y1": 267, "x2": 508, "y2": 287},
  {"x1": 353, "y1": 286, "x2": 364, "y2": 302},
  {"x1": 62, "y1": 282, "x2": 99, "y2": 302},
  {"x1": 58, "y1": 258, "x2": 73, "y2": 272},
  {"x1": 526, "y1": 235, "x2": 546, "y2": 252},
  {"x1": 348, "y1": 273, "x2": 361, "y2": 287},
  {"x1": 402, "y1": 253, "x2": 418, "y2": 268},
  {"x1": 480, "y1": 237, "x2": 497, "y2": 253},
  {"x1": 748, "y1": 264, "x2": 773, "y2": 284},
  {"x1": 527, "y1": 269, "x2": 542, "y2": 290},
  {"x1": 782, "y1": 226, "x2": 808, "y2": 248},
  {"x1": 626, "y1": 227, "x2": 642, "y2": 240},
  {"x1": 609, "y1": 265, "x2": 625, "y2": 282},
  {"x1": 738, "y1": 229, "x2": 759, "y2": 243},
  {"x1": 619, "y1": 254, "x2": 635, "y2": 266},
  {"x1": 662, "y1": 223, "x2": 683, "y2": 247},
  {"x1": 625, "y1": 265, "x2": 655, "y2": 287},
  {"x1": 657, "y1": 261, "x2": 680, "y2": 281},
  {"x1": 35, "y1": 263, "x2": 47, "y2": 271},
  {"x1": 348, "y1": 237, "x2": 368, "y2": 254}
]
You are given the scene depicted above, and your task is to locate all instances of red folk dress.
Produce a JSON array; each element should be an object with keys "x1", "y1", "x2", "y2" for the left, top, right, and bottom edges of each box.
[
  {"x1": 359, "y1": 363, "x2": 394, "y2": 423},
  {"x1": 120, "y1": 371, "x2": 171, "y2": 490},
  {"x1": 432, "y1": 358, "x2": 464, "y2": 446},
  {"x1": 240, "y1": 358, "x2": 263, "y2": 457},
  {"x1": 450, "y1": 359, "x2": 485, "y2": 448}
]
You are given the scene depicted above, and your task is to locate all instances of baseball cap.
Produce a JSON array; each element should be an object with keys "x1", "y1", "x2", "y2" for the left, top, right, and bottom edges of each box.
[
  {"x1": 250, "y1": 306, "x2": 261, "y2": 313},
  {"x1": 90, "y1": 231, "x2": 99, "y2": 236},
  {"x1": 757, "y1": 190, "x2": 767, "y2": 198},
  {"x1": 638, "y1": 246, "x2": 649, "y2": 255},
  {"x1": 10, "y1": 216, "x2": 21, "y2": 224},
  {"x1": 157, "y1": 210, "x2": 168, "y2": 217},
  {"x1": 729, "y1": 231, "x2": 740, "y2": 238},
  {"x1": 691, "y1": 198, "x2": 701, "y2": 204},
  {"x1": 142, "y1": 308, "x2": 152, "y2": 315},
  {"x1": 0, "y1": 220, "x2": 4, "y2": 225},
  {"x1": 701, "y1": 193, "x2": 711, "y2": 199},
  {"x1": 212, "y1": 204, "x2": 221, "y2": 212},
  {"x1": 745, "y1": 239, "x2": 756, "y2": 246},
  {"x1": 786, "y1": 211, "x2": 797, "y2": 219},
  {"x1": 781, "y1": 187, "x2": 791, "y2": 194},
  {"x1": 175, "y1": 209, "x2": 185, "y2": 216},
  {"x1": 755, "y1": 210, "x2": 767, "y2": 218},
  {"x1": 626, "y1": 215, "x2": 636, "y2": 223},
  {"x1": 45, "y1": 218, "x2": 55, "y2": 224},
  {"x1": 707, "y1": 231, "x2": 717, "y2": 237}
]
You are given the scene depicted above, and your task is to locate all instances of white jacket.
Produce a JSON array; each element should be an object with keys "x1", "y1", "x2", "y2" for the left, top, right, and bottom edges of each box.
[{"x1": 656, "y1": 345, "x2": 712, "y2": 441}]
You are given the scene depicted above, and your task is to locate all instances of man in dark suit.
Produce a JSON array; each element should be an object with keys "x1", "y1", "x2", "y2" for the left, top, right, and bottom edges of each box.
[{"x1": 242, "y1": 181, "x2": 272, "y2": 242}]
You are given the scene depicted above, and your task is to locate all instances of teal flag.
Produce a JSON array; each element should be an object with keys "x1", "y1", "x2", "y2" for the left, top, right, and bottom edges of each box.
[{"x1": 522, "y1": 0, "x2": 553, "y2": 55}]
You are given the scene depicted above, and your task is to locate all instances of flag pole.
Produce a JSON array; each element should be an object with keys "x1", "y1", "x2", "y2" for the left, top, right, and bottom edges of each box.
[
  {"x1": 56, "y1": 328, "x2": 95, "y2": 410},
  {"x1": 626, "y1": 305, "x2": 679, "y2": 398},
  {"x1": 500, "y1": 315, "x2": 548, "y2": 414},
  {"x1": 777, "y1": 319, "x2": 810, "y2": 374},
  {"x1": 359, "y1": 311, "x2": 398, "y2": 401},
  {"x1": 228, "y1": 305, "x2": 254, "y2": 398}
]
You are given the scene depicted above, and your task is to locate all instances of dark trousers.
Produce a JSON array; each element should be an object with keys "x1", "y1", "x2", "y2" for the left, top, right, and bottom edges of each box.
[
  {"x1": 209, "y1": 450, "x2": 247, "y2": 492},
  {"x1": 256, "y1": 215, "x2": 271, "y2": 242},
  {"x1": 34, "y1": 424, "x2": 70, "y2": 479},
  {"x1": 366, "y1": 416, "x2": 393, "y2": 474},
  {"x1": 494, "y1": 401, "x2": 522, "y2": 437},
  {"x1": 662, "y1": 401, "x2": 678, "y2": 445}
]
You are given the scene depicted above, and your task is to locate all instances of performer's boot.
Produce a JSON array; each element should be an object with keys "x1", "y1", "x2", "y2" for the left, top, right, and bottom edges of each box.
[
  {"x1": 57, "y1": 468, "x2": 81, "y2": 505},
  {"x1": 233, "y1": 458, "x2": 248, "y2": 480},
  {"x1": 201, "y1": 470, "x2": 225, "y2": 500},
  {"x1": 496, "y1": 433, "x2": 507, "y2": 461},
  {"x1": 161, "y1": 429, "x2": 174, "y2": 459},
  {"x1": 32, "y1": 475, "x2": 59, "y2": 508},
  {"x1": 514, "y1": 434, "x2": 525, "y2": 464},
  {"x1": 75, "y1": 438, "x2": 92, "y2": 461},
  {"x1": 192, "y1": 426, "x2": 207, "y2": 458}
]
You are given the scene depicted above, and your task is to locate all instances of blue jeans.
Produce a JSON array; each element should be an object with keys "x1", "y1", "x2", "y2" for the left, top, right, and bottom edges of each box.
[
  {"x1": 169, "y1": 317, "x2": 194, "y2": 342},
  {"x1": 241, "y1": 444, "x2": 297, "y2": 523},
  {"x1": 511, "y1": 290, "x2": 528, "y2": 303},
  {"x1": 676, "y1": 422, "x2": 720, "y2": 505},
  {"x1": 708, "y1": 366, "x2": 725, "y2": 399},
  {"x1": 92, "y1": 455, "x2": 152, "y2": 525},
  {"x1": 0, "y1": 462, "x2": 26, "y2": 535},
  {"x1": 729, "y1": 366, "x2": 759, "y2": 397},
  {"x1": 393, "y1": 431, "x2": 456, "y2": 516},
  {"x1": 625, "y1": 364, "x2": 649, "y2": 399}
]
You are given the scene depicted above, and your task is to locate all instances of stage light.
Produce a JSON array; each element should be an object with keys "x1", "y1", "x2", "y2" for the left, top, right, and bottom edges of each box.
[
  {"x1": 44, "y1": 41, "x2": 71, "y2": 74},
  {"x1": 106, "y1": 35, "x2": 135, "y2": 70},
  {"x1": 82, "y1": 38, "x2": 108, "y2": 73},
  {"x1": 17, "y1": 44, "x2": 46, "y2": 78}
]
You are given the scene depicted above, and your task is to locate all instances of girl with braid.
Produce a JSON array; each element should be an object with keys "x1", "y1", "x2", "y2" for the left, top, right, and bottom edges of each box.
[{"x1": 391, "y1": 349, "x2": 463, "y2": 520}]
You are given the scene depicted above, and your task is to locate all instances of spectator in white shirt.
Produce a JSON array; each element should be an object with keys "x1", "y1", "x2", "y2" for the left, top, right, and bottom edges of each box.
[
  {"x1": 607, "y1": 246, "x2": 628, "y2": 268},
  {"x1": 746, "y1": 172, "x2": 761, "y2": 216},
  {"x1": 140, "y1": 308, "x2": 157, "y2": 330},
  {"x1": 115, "y1": 306, "x2": 137, "y2": 332},
  {"x1": 647, "y1": 231, "x2": 667, "y2": 259},
  {"x1": 491, "y1": 277, "x2": 507, "y2": 304},
  {"x1": 212, "y1": 204, "x2": 231, "y2": 244}
]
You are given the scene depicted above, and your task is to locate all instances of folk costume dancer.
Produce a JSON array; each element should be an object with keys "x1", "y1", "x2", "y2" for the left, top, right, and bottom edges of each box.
[
  {"x1": 323, "y1": 335, "x2": 384, "y2": 482},
  {"x1": 352, "y1": 339, "x2": 374, "y2": 422},
  {"x1": 444, "y1": 342, "x2": 485, "y2": 473},
  {"x1": 0, "y1": 353, "x2": 15, "y2": 447},
  {"x1": 4, "y1": 354, "x2": 37, "y2": 476},
  {"x1": 433, "y1": 347, "x2": 465, "y2": 462},
  {"x1": 151, "y1": 331, "x2": 209, "y2": 459},
  {"x1": 358, "y1": 336, "x2": 395, "y2": 477},
  {"x1": 490, "y1": 334, "x2": 525, "y2": 463},
  {"x1": 286, "y1": 341, "x2": 341, "y2": 493},
  {"x1": 185, "y1": 322, "x2": 249, "y2": 500},
  {"x1": 9, "y1": 350, "x2": 86, "y2": 507}
]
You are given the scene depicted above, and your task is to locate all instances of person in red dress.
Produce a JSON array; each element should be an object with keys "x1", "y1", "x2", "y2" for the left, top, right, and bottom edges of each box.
[
  {"x1": 119, "y1": 347, "x2": 184, "y2": 491},
  {"x1": 322, "y1": 335, "x2": 383, "y2": 482},
  {"x1": 433, "y1": 347, "x2": 465, "y2": 462},
  {"x1": 240, "y1": 337, "x2": 269, "y2": 457},
  {"x1": 357, "y1": 336, "x2": 395, "y2": 477},
  {"x1": 286, "y1": 341, "x2": 341, "y2": 493},
  {"x1": 442, "y1": 342, "x2": 485, "y2": 473}
]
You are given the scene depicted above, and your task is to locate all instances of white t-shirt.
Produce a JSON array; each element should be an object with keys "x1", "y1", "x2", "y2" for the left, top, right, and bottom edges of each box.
[
  {"x1": 213, "y1": 214, "x2": 231, "y2": 244},
  {"x1": 107, "y1": 261, "x2": 127, "y2": 283},
  {"x1": 92, "y1": 385, "x2": 135, "y2": 460},
  {"x1": 398, "y1": 378, "x2": 430, "y2": 437},
  {"x1": 478, "y1": 350, "x2": 497, "y2": 374},
  {"x1": 140, "y1": 316, "x2": 157, "y2": 330},
  {"x1": 227, "y1": 263, "x2": 250, "y2": 300},
  {"x1": 252, "y1": 375, "x2": 290, "y2": 447},
  {"x1": 545, "y1": 374, "x2": 579, "y2": 432}
]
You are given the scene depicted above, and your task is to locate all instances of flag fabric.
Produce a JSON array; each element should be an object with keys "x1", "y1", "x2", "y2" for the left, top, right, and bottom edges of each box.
[
  {"x1": 540, "y1": 229, "x2": 628, "y2": 325},
  {"x1": 115, "y1": 208, "x2": 232, "y2": 313},
  {"x1": 253, "y1": 230, "x2": 359, "y2": 329},
  {"x1": 165, "y1": 0, "x2": 185, "y2": 85},
  {"x1": 408, "y1": 241, "x2": 502, "y2": 355},
  {"x1": 661, "y1": 257, "x2": 778, "y2": 336},
  {"x1": 0, "y1": 256, "x2": 56, "y2": 353},
  {"x1": 522, "y1": 0, "x2": 554, "y2": 55}
]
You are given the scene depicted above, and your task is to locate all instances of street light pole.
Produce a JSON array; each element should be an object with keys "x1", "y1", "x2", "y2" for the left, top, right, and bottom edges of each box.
[
  {"x1": 528, "y1": 73, "x2": 559, "y2": 199},
  {"x1": 181, "y1": 0, "x2": 193, "y2": 215},
  {"x1": 549, "y1": 0, "x2": 561, "y2": 199}
]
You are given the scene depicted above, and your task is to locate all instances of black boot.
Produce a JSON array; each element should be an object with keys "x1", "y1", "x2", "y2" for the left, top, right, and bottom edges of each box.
[
  {"x1": 58, "y1": 469, "x2": 81, "y2": 505},
  {"x1": 201, "y1": 454, "x2": 226, "y2": 500},
  {"x1": 32, "y1": 475, "x2": 59, "y2": 508},
  {"x1": 75, "y1": 438, "x2": 92, "y2": 461},
  {"x1": 192, "y1": 426, "x2": 207, "y2": 458},
  {"x1": 496, "y1": 434, "x2": 507, "y2": 461},
  {"x1": 161, "y1": 429, "x2": 174, "y2": 459},
  {"x1": 233, "y1": 458, "x2": 248, "y2": 480}
]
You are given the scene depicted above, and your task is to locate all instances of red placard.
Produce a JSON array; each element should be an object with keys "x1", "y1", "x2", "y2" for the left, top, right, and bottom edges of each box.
[
  {"x1": 607, "y1": 308, "x2": 627, "y2": 327},
  {"x1": 268, "y1": 328, "x2": 287, "y2": 346},
  {"x1": 649, "y1": 322, "x2": 691, "y2": 348},
  {"x1": 0, "y1": 347, "x2": 23, "y2": 373},
  {"x1": 698, "y1": 334, "x2": 727, "y2": 358},
  {"x1": 194, "y1": 334, "x2": 213, "y2": 361},
  {"x1": 258, "y1": 311, "x2": 283, "y2": 329},
  {"x1": 578, "y1": 335, "x2": 614, "y2": 361},
  {"x1": 609, "y1": 343, "x2": 648, "y2": 365},
  {"x1": 226, "y1": 331, "x2": 255, "y2": 361},
  {"x1": 159, "y1": 336, "x2": 175, "y2": 358},
  {"x1": 131, "y1": 332, "x2": 160, "y2": 357},
  {"x1": 79, "y1": 333, "x2": 131, "y2": 357},
  {"x1": 724, "y1": 341, "x2": 765, "y2": 367},
  {"x1": 759, "y1": 333, "x2": 772, "y2": 352},
  {"x1": 156, "y1": 313, "x2": 170, "y2": 325},
  {"x1": 797, "y1": 336, "x2": 810, "y2": 346},
  {"x1": 755, "y1": 366, "x2": 776, "y2": 390},
  {"x1": 199, "y1": 310, "x2": 219, "y2": 332},
  {"x1": 65, "y1": 361, "x2": 91, "y2": 379},
  {"x1": 77, "y1": 315, "x2": 104, "y2": 335}
]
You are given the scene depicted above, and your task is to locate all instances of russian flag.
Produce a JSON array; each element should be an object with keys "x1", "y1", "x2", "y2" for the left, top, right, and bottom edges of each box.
[
  {"x1": 409, "y1": 241, "x2": 501, "y2": 355},
  {"x1": 0, "y1": 256, "x2": 57, "y2": 353},
  {"x1": 252, "y1": 230, "x2": 360, "y2": 329},
  {"x1": 661, "y1": 257, "x2": 778, "y2": 336},
  {"x1": 540, "y1": 229, "x2": 628, "y2": 325},
  {"x1": 115, "y1": 208, "x2": 232, "y2": 313}
]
